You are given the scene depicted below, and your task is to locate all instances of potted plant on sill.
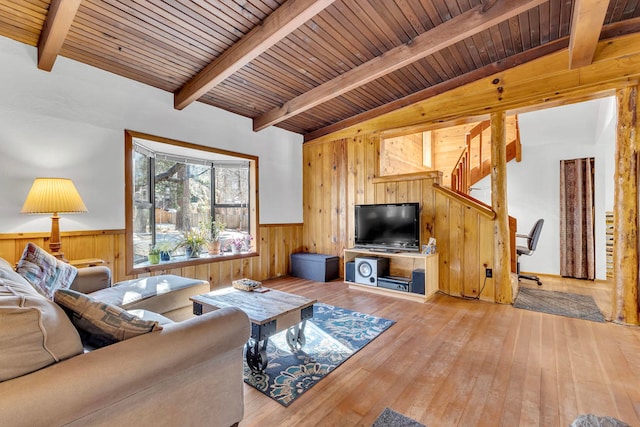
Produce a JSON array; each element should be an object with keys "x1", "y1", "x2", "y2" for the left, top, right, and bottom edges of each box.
[
  {"x1": 226, "y1": 234, "x2": 252, "y2": 255},
  {"x1": 147, "y1": 245, "x2": 160, "y2": 265},
  {"x1": 207, "y1": 220, "x2": 226, "y2": 255},
  {"x1": 179, "y1": 228, "x2": 208, "y2": 258},
  {"x1": 153, "y1": 241, "x2": 174, "y2": 262}
]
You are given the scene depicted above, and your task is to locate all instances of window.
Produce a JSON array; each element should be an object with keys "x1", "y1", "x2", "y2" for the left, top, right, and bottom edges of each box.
[{"x1": 125, "y1": 131, "x2": 258, "y2": 273}]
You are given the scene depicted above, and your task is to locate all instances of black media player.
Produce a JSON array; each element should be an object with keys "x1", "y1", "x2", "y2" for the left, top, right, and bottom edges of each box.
[{"x1": 377, "y1": 275, "x2": 411, "y2": 292}]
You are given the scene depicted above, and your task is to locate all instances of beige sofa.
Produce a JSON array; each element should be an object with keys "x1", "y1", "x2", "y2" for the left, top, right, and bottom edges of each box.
[{"x1": 0, "y1": 257, "x2": 250, "y2": 427}]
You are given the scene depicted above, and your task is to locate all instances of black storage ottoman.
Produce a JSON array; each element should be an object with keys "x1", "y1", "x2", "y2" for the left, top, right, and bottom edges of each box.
[{"x1": 290, "y1": 253, "x2": 339, "y2": 282}]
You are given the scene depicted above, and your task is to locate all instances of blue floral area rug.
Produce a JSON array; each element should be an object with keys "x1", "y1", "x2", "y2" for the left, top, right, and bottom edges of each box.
[{"x1": 243, "y1": 302, "x2": 395, "y2": 406}]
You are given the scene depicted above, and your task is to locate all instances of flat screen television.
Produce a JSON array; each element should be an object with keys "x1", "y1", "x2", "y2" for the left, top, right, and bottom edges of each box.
[{"x1": 354, "y1": 203, "x2": 420, "y2": 252}]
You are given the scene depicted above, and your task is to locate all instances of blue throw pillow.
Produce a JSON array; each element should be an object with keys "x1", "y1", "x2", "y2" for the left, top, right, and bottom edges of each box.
[{"x1": 16, "y1": 243, "x2": 78, "y2": 300}]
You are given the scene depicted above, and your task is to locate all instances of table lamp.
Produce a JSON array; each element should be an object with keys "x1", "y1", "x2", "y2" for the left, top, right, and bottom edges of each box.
[{"x1": 21, "y1": 178, "x2": 88, "y2": 261}]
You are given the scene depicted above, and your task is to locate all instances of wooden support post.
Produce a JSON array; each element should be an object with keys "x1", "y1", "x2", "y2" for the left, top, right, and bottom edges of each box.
[
  {"x1": 613, "y1": 86, "x2": 640, "y2": 325},
  {"x1": 491, "y1": 111, "x2": 512, "y2": 304}
]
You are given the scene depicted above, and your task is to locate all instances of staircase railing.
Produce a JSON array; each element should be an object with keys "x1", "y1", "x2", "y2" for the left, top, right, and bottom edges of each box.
[
  {"x1": 451, "y1": 148, "x2": 469, "y2": 194},
  {"x1": 451, "y1": 117, "x2": 520, "y2": 194}
]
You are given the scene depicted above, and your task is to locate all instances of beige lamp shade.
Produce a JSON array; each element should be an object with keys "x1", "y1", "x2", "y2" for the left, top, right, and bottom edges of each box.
[
  {"x1": 21, "y1": 178, "x2": 88, "y2": 214},
  {"x1": 21, "y1": 178, "x2": 87, "y2": 261}
]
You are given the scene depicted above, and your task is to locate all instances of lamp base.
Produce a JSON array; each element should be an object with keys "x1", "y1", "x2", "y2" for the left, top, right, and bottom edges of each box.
[
  {"x1": 48, "y1": 214, "x2": 68, "y2": 263},
  {"x1": 51, "y1": 251, "x2": 68, "y2": 263}
]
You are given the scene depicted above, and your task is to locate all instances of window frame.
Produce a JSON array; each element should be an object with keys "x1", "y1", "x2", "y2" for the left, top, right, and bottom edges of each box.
[{"x1": 124, "y1": 130, "x2": 259, "y2": 275}]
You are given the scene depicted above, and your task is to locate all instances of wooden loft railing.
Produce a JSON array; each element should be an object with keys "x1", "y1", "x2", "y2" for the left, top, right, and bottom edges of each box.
[
  {"x1": 451, "y1": 120, "x2": 489, "y2": 194},
  {"x1": 451, "y1": 117, "x2": 521, "y2": 194}
]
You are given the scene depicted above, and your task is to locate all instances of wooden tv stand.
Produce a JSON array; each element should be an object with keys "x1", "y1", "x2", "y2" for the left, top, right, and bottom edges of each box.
[{"x1": 344, "y1": 248, "x2": 439, "y2": 303}]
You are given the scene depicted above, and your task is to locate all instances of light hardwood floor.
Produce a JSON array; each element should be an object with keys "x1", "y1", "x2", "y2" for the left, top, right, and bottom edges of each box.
[{"x1": 239, "y1": 276, "x2": 640, "y2": 427}]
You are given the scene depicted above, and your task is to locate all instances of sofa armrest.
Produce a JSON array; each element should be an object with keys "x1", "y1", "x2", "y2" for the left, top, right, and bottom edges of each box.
[
  {"x1": 70, "y1": 265, "x2": 112, "y2": 293},
  {"x1": 0, "y1": 306, "x2": 250, "y2": 427}
]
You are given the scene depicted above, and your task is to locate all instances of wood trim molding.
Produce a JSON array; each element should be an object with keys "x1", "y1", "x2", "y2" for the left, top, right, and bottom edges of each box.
[
  {"x1": 130, "y1": 251, "x2": 260, "y2": 275},
  {"x1": 373, "y1": 171, "x2": 442, "y2": 184},
  {"x1": 433, "y1": 183, "x2": 496, "y2": 219},
  {"x1": 0, "y1": 229, "x2": 124, "y2": 240},
  {"x1": 260, "y1": 223, "x2": 304, "y2": 228},
  {"x1": 379, "y1": 116, "x2": 491, "y2": 140}
]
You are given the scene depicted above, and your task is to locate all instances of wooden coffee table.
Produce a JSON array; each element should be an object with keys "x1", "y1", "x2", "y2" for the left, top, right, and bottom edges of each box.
[{"x1": 191, "y1": 287, "x2": 317, "y2": 372}]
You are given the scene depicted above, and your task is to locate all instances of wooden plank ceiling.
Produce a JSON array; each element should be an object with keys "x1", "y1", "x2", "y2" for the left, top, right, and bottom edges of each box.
[{"x1": 1, "y1": 0, "x2": 639, "y2": 139}]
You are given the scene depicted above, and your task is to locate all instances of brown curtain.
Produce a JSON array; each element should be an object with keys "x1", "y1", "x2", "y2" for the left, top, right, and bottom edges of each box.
[{"x1": 560, "y1": 158, "x2": 595, "y2": 279}]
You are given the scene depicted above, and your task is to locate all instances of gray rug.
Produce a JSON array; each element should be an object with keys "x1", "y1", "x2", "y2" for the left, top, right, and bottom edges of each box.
[
  {"x1": 570, "y1": 414, "x2": 630, "y2": 427},
  {"x1": 569, "y1": 414, "x2": 631, "y2": 427},
  {"x1": 372, "y1": 408, "x2": 425, "y2": 427},
  {"x1": 514, "y1": 287, "x2": 605, "y2": 323}
]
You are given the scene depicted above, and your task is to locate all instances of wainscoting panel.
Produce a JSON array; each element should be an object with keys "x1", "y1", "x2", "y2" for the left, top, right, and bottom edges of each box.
[{"x1": 0, "y1": 224, "x2": 303, "y2": 287}]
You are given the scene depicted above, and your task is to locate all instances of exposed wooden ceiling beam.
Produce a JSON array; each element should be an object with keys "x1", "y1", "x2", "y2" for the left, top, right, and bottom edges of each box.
[
  {"x1": 253, "y1": 0, "x2": 547, "y2": 132},
  {"x1": 37, "y1": 0, "x2": 82, "y2": 71},
  {"x1": 305, "y1": 32, "x2": 640, "y2": 145},
  {"x1": 174, "y1": 0, "x2": 336, "y2": 111},
  {"x1": 303, "y1": 38, "x2": 570, "y2": 142},
  {"x1": 568, "y1": 0, "x2": 610, "y2": 69},
  {"x1": 305, "y1": 16, "x2": 640, "y2": 142}
]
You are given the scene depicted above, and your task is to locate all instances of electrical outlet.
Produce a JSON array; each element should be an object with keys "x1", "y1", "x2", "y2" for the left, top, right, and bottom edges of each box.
[{"x1": 485, "y1": 268, "x2": 492, "y2": 278}]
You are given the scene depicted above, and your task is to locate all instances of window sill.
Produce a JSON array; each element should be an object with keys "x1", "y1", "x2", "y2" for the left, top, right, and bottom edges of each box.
[{"x1": 131, "y1": 251, "x2": 258, "y2": 274}]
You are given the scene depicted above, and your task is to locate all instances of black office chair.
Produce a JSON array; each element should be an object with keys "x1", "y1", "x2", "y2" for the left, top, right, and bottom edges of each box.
[{"x1": 516, "y1": 219, "x2": 544, "y2": 286}]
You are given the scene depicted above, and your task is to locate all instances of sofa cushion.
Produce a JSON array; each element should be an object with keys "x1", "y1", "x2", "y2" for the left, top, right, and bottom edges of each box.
[
  {"x1": 126, "y1": 309, "x2": 174, "y2": 325},
  {"x1": 54, "y1": 289, "x2": 163, "y2": 349},
  {"x1": 0, "y1": 257, "x2": 32, "y2": 287},
  {"x1": 16, "y1": 243, "x2": 78, "y2": 299},
  {"x1": 88, "y1": 274, "x2": 209, "y2": 320},
  {"x1": 0, "y1": 278, "x2": 83, "y2": 382}
]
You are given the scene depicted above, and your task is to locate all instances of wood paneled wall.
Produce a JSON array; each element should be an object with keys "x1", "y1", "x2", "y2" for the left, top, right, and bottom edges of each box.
[
  {"x1": 370, "y1": 173, "x2": 439, "y2": 245},
  {"x1": 380, "y1": 133, "x2": 427, "y2": 176},
  {"x1": 0, "y1": 224, "x2": 303, "y2": 289},
  {"x1": 303, "y1": 134, "x2": 502, "y2": 301},
  {"x1": 302, "y1": 137, "x2": 348, "y2": 257},
  {"x1": 434, "y1": 187, "x2": 496, "y2": 302},
  {"x1": 302, "y1": 135, "x2": 438, "y2": 258}
]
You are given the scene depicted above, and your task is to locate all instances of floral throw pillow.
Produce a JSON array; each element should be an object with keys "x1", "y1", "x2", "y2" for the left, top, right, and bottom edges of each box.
[
  {"x1": 54, "y1": 289, "x2": 163, "y2": 349},
  {"x1": 16, "y1": 243, "x2": 78, "y2": 300}
]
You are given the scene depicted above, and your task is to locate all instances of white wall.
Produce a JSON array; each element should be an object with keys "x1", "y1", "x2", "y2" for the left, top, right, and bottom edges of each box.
[
  {"x1": 0, "y1": 36, "x2": 303, "y2": 234},
  {"x1": 470, "y1": 98, "x2": 615, "y2": 280}
]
